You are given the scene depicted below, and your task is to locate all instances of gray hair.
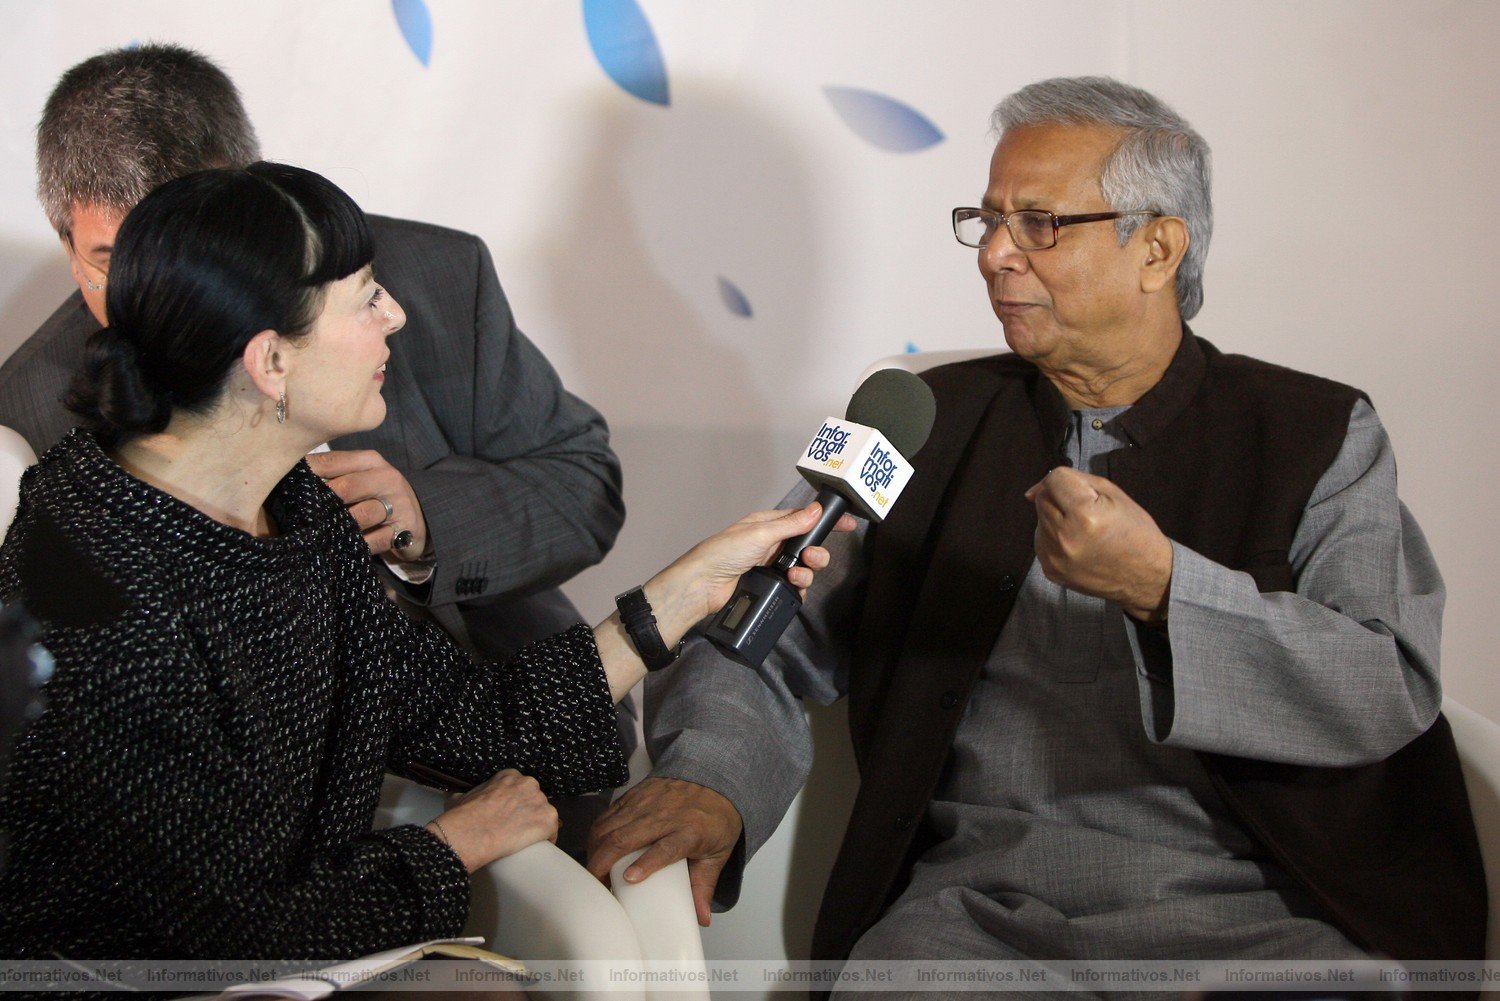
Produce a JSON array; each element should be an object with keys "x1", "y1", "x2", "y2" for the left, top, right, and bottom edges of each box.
[
  {"x1": 37, "y1": 43, "x2": 261, "y2": 239},
  {"x1": 993, "y1": 76, "x2": 1212, "y2": 320}
]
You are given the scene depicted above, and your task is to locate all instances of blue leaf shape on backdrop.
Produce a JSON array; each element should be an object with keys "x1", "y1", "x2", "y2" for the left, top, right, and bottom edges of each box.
[
  {"x1": 717, "y1": 276, "x2": 753, "y2": 318},
  {"x1": 823, "y1": 86, "x2": 944, "y2": 153},
  {"x1": 392, "y1": 0, "x2": 433, "y2": 67},
  {"x1": 583, "y1": 0, "x2": 670, "y2": 106},
  {"x1": 905, "y1": 341, "x2": 921, "y2": 354}
]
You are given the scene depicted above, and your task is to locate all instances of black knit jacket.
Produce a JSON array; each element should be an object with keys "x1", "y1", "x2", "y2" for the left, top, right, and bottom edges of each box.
[{"x1": 0, "y1": 430, "x2": 627, "y2": 960}]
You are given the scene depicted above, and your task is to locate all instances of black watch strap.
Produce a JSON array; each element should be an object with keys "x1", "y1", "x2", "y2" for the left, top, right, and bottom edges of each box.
[{"x1": 614, "y1": 586, "x2": 682, "y2": 671}]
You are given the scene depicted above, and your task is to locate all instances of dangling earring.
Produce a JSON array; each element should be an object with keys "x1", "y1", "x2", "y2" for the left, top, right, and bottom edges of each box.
[
  {"x1": 84, "y1": 276, "x2": 104, "y2": 292},
  {"x1": 275, "y1": 392, "x2": 287, "y2": 424}
]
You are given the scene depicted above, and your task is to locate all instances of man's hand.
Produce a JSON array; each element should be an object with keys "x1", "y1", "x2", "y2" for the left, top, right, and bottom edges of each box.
[
  {"x1": 586, "y1": 777, "x2": 743, "y2": 927},
  {"x1": 1026, "y1": 466, "x2": 1173, "y2": 624},
  {"x1": 306, "y1": 449, "x2": 429, "y2": 559}
]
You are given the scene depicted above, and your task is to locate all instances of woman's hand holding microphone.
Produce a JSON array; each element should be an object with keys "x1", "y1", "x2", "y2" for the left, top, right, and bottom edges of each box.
[
  {"x1": 594, "y1": 500, "x2": 855, "y2": 701},
  {"x1": 425, "y1": 501, "x2": 853, "y2": 872}
]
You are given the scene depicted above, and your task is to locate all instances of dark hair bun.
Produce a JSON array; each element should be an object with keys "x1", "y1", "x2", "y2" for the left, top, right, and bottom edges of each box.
[
  {"x1": 64, "y1": 326, "x2": 173, "y2": 445},
  {"x1": 60, "y1": 164, "x2": 372, "y2": 447}
]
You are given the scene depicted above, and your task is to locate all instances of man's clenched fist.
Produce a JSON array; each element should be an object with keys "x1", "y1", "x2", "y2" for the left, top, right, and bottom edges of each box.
[{"x1": 1025, "y1": 466, "x2": 1173, "y2": 625}]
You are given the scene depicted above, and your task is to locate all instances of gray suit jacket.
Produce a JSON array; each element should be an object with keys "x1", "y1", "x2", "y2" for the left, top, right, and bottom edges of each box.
[{"x1": 0, "y1": 214, "x2": 625, "y2": 659}]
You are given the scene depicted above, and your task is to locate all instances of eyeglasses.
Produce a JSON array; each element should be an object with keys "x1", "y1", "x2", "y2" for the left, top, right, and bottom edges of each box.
[{"x1": 951, "y1": 207, "x2": 1159, "y2": 251}]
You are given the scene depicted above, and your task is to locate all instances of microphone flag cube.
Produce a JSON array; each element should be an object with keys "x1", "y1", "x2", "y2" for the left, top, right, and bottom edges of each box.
[{"x1": 795, "y1": 417, "x2": 914, "y2": 522}]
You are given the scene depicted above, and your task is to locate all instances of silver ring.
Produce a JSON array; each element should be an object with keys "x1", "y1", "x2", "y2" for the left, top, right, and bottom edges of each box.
[
  {"x1": 375, "y1": 496, "x2": 395, "y2": 526},
  {"x1": 392, "y1": 529, "x2": 416, "y2": 552}
]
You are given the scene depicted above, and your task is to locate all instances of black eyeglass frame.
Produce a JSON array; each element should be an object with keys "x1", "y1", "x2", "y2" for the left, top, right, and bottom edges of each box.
[{"x1": 951, "y1": 206, "x2": 1161, "y2": 250}]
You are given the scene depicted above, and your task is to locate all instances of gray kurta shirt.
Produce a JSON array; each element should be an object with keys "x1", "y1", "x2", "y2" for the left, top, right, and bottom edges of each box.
[
  {"x1": 646, "y1": 397, "x2": 1443, "y2": 986},
  {"x1": 846, "y1": 402, "x2": 1422, "y2": 984}
]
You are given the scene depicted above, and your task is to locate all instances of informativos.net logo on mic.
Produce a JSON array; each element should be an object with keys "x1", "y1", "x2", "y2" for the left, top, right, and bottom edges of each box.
[
  {"x1": 796, "y1": 417, "x2": 913, "y2": 521},
  {"x1": 704, "y1": 367, "x2": 935, "y2": 667},
  {"x1": 805, "y1": 422, "x2": 851, "y2": 463}
]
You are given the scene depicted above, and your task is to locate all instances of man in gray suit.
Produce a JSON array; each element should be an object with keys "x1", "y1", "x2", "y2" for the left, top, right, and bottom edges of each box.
[
  {"x1": 588, "y1": 76, "x2": 1483, "y2": 987},
  {"x1": 2, "y1": 44, "x2": 624, "y2": 660}
]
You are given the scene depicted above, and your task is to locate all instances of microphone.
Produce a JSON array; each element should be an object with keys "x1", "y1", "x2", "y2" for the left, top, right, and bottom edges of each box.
[{"x1": 704, "y1": 368, "x2": 937, "y2": 667}]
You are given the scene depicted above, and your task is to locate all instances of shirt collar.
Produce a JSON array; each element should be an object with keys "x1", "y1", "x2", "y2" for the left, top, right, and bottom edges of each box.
[{"x1": 1028, "y1": 325, "x2": 1206, "y2": 452}]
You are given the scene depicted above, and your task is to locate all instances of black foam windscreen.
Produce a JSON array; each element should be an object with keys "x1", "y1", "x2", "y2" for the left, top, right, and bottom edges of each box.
[{"x1": 844, "y1": 368, "x2": 937, "y2": 458}]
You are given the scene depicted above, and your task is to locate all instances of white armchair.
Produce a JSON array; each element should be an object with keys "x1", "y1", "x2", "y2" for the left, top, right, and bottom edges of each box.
[
  {"x1": 374, "y1": 702, "x2": 708, "y2": 1001},
  {"x1": 857, "y1": 346, "x2": 1001, "y2": 385},
  {"x1": 0, "y1": 426, "x2": 37, "y2": 537},
  {"x1": 1441, "y1": 697, "x2": 1500, "y2": 959}
]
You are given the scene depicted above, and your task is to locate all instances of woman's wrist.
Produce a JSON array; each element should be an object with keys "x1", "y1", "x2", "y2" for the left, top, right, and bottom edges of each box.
[
  {"x1": 640, "y1": 561, "x2": 708, "y2": 651},
  {"x1": 593, "y1": 545, "x2": 720, "y2": 701},
  {"x1": 426, "y1": 818, "x2": 472, "y2": 873}
]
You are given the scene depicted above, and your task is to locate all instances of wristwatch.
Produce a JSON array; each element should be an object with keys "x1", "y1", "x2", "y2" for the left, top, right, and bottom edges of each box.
[{"x1": 614, "y1": 585, "x2": 683, "y2": 671}]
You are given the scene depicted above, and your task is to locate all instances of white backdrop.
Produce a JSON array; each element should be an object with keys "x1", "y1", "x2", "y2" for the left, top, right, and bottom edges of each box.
[{"x1": 2, "y1": 0, "x2": 1498, "y2": 977}]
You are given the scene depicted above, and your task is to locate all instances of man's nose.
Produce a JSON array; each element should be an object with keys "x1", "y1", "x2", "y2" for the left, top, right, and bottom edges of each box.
[{"x1": 979, "y1": 224, "x2": 1026, "y2": 275}]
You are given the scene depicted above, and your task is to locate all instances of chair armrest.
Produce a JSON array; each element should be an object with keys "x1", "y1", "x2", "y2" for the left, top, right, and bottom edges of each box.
[
  {"x1": 375, "y1": 688, "x2": 707, "y2": 994},
  {"x1": 610, "y1": 850, "x2": 709, "y2": 996},
  {"x1": 373, "y1": 772, "x2": 448, "y2": 829},
  {"x1": 375, "y1": 772, "x2": 706, "y2": 997},
  {"x1": 0, "y1": 425, "x2": 36, "y2": 537},
  {"x1": 856, "y1": 347, "x2": 1003, "y2": 386},
  {"x1": 1440, "y1": 698, "x2": 1500, "y2": 960},
  {"x1": 480, "y1": 841, "x2": 645, "y2": 983}
]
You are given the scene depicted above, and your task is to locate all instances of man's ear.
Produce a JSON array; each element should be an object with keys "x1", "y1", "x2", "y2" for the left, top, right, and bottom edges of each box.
[
  {"x1": 241, "y1": 329, "x2": 287, "y2": 403},
  {"x1": 1140, "y1": 216, "x2": 1189, "y2": 296}
]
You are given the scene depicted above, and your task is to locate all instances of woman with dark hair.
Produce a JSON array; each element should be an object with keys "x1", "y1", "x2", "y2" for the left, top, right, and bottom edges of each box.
[{"x1": 0, "y1": 163, "x2": 846, "y2": 960}]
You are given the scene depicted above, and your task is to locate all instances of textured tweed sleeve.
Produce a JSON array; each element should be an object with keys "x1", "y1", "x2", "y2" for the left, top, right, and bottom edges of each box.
[
  {"x1": 1, "y1": 609, "x2": 469, "y2": 960},
  {"x1": 323, "y1": 495, "x2": 627, "y2": 797},
  {"x1": 385, "y1": 621, "x2": 630, "y2": 797}
]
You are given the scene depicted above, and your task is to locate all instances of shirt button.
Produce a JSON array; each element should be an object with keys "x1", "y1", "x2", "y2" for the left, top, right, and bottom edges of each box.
[
  {"x1": 940, "y1": 691, "x2": 959, "y2": 709},
  {"x1": 1091, "y1": 418, "x2": 1104, "y2": 430},
  {"x1": 894, "y1": 814, "x2": 913, "y2": 832}
]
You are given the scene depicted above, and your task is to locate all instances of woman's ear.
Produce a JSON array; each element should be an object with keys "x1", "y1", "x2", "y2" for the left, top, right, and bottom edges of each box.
[{"x1": 240, "y1": 329, "x2": 286, "y2": 403}]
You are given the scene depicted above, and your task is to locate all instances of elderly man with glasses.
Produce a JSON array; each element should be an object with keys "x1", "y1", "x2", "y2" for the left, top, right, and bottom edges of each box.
[{"x1": 587, "y1": 76, "x2": 1484, "y2": 994}]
